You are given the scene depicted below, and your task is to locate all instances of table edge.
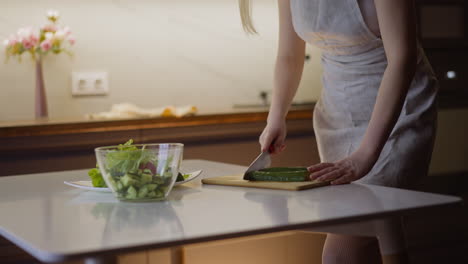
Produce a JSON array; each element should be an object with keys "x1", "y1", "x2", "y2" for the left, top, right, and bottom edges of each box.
[{"x1": 9, "y1": 198, "x2": 461, "y2": 263}]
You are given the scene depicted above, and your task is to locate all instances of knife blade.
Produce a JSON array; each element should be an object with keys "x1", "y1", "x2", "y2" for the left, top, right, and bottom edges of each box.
[{"x1": 243, "y1": 151, "x2": 271, "y2": 180}]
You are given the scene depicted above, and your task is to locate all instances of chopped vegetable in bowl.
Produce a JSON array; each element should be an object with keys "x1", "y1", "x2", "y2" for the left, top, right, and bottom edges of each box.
[{"x1": 95, "y1": 140, "x2": 184, "y2": 202}]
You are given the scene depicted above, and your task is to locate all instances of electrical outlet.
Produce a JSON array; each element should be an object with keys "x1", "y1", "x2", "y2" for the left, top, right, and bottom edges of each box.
[{"x1": 71, "y1": 72, "x2": 109, "y2": 96}]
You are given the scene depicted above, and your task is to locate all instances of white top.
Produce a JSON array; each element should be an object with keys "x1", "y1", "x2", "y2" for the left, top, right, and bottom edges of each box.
[{"x1": 0, "y1": 160, "x2": 461, "y2": 263}]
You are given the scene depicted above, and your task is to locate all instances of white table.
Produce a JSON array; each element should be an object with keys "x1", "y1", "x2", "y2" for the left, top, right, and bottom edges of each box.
[{"x1": 0, "y1": 160, "x2": 462, "y2": 263}]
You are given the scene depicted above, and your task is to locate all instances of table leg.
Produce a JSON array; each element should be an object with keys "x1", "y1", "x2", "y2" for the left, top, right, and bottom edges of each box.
[{"x1": 84, "y1": 255, "x2": 118, "y2": 264}]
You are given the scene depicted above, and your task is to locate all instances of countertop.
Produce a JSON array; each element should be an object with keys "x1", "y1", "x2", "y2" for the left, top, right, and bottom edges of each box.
[
  {"x1": 0, "y1": 105, "x2": 314, "y2": 138},
  {"x1": 0, "y1": 159, "x2": 461, "y2": 263}
]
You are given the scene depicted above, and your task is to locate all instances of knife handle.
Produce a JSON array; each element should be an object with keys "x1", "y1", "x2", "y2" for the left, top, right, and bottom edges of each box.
[
  {"x1": 268, "y1": 145, "x2": 275, "y2": 153},
  {"x1": 263, "y1": 139, "x2": 281, "y2": 154}
]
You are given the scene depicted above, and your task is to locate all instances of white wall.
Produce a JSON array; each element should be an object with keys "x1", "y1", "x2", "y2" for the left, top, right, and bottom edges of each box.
[{"x1": 0, "y1": 0, "x2": 322, "y2": 121}]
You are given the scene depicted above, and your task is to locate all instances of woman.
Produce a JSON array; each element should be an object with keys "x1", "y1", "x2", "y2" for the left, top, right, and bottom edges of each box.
[{"x1": 239, "y1": 0, "x2": 438, "y2": 263}]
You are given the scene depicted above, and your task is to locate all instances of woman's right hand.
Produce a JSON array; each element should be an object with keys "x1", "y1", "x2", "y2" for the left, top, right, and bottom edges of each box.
[{"x1": 259, "y1": 119, "x2": 287, "y2": 155}]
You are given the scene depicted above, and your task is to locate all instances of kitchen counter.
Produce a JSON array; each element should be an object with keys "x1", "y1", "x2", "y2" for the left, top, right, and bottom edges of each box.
[
  {"x1": 0, "y1": 105, "x2": 319, "y2": 176},
  {"x1": 0, "y1": 105, "x2": 313, "y2": 138}
]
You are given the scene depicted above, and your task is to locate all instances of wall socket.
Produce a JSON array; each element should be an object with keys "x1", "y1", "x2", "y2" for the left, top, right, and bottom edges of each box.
[{"x1": 71, "y1": 72, "x2": 109, "y2": 96}]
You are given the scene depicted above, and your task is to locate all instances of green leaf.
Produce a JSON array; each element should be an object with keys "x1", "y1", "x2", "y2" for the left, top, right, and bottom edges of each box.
[
  {"x1": 88, "y1": 168, "x2": 107, "y2": 187},
  {"x1": 105, "y1": 139, "x2": 153, "y2": 175}
]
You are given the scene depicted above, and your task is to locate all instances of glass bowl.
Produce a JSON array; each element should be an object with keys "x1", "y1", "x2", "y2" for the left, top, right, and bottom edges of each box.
[{"x1": 95, "y1": 143, "x2": 184, "y2": 202}]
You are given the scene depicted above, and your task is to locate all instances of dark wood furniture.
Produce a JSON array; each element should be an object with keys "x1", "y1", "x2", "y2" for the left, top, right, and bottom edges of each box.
[{"x1": 0, "y1": 108, "x2": 319, "y2": 177}]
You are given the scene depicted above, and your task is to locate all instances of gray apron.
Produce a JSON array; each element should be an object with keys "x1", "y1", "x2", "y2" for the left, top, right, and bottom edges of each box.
[{"x1": 290, "y1": 0, "x2": 438, "y2": 188}]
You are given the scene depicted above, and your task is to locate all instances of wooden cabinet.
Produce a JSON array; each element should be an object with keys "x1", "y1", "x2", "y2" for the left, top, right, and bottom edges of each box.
[{"x1": 0, "y1": 109, "x2": 319, "y2": 176}]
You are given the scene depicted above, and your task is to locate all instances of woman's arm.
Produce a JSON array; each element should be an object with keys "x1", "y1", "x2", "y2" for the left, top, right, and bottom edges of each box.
[
  {"x1": 259, "y1": 0, "x2": 306, "y2": 154},
  {"x1": 359, "y1": 0, "x2": 417, "y2": 159},
  {"x1": 309, "y1": 0, "x2": 418, "y2": 184}
]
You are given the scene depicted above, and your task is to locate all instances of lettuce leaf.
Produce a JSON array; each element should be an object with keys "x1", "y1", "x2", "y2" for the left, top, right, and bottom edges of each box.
[
  {"x1": 106, "y1": 140, "x2": 153, "y2": 175},
  {"x1": 88, "y1": 168, "x2": 107, "y2": 187}
]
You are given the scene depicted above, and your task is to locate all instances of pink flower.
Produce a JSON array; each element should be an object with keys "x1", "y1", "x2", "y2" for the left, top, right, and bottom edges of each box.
[
  {"x1": 21, "y1": 34, "x2": 39, "y2": 50},
  {"x1": 30, "y1": 34, "x2": 39, "y2": 44},
  {"x1": 40, "y1": 40, "x2": 52, "y2": 51},
  {"x1": 16, "y1": 27, "x2": 38, "y2": 50},
  {"x1": 4, "y1": 10, "x2": 75, "y2": 59},
  {"x1": 42, "y1": 24, "x2": 57, "y2": 32},
  {"x1": 68, "y1": 35, "x2": 76, "y2": 45},
  {"x1": 22, "y1": 40, "x2": 33, "y2": 49}
]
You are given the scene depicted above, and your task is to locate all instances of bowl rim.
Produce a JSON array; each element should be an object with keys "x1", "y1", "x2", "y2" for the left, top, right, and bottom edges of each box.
[{"x1": 95, "y1": 143, "x2": 184, "y2": 152}]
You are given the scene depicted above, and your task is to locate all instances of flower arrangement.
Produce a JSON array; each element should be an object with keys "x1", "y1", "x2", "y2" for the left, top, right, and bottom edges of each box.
[
  {"x1": 2, "y1": 10, "x2": 75, "y2": 119},
  {"x1": 3, "y1": 10, "x2": 75, "y2": 62}
]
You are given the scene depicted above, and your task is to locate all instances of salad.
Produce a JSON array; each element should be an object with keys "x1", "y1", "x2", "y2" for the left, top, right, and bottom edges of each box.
[
  {"x1": 91, "y1": 140, "x2": 185, "y2": 201},
  {"x1": 88, "y1": 166, "x2": 189, "y2": 188}
]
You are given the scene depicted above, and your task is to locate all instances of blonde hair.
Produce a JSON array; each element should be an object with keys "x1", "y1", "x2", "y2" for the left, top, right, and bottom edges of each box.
[{"x1": 239, "y1": 0, "x2": 257, "y2": 34}]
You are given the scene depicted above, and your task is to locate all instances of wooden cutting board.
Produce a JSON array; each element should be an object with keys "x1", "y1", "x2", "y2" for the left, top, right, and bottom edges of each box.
[{"x1": 202, "y1": 175, "x2": 330, "y2": 191}]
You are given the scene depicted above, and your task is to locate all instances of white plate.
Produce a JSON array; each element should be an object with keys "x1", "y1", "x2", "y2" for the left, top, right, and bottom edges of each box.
[
  {"x1": 175, "y1": 170, "x2": 203, "y2": 186},
  {"x1": 64, "y1": 180, "x2": 112, "y2": 192},
  {"x1": 64, "y1": 170, "x2": 203, "y2": 192}
]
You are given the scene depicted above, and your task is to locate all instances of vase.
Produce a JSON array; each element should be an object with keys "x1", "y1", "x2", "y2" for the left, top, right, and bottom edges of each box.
[{"x1": 35, "y1": 57, "x2": 48, "y2": 119}]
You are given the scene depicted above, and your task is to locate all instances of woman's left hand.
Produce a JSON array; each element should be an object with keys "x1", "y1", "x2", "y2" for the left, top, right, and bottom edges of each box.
[{"x1": 308, "y1": 149, "x2": 377, "y2": 185}]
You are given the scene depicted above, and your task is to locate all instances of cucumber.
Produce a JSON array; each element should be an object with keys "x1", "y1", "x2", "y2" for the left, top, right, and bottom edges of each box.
[
  {"x1": 138, "y1": 185, "x2": 149, "y2": 198},
  {"x1": 126, "y1": 186, "x2": 137, "y2": 199},
  {"x1": 141, "y1": 173, "x2": 152, "y2": 184},
  {"x1": 154, "y1": 177, "x2": 165, "y2": 185},
  {"x1": 176, "y1": 173, "x2": 185, "y2": 182},
  {"x1": 121, "y1": 174, "x2": 137, "y2": 187},
  {"x1": 116, "y1": 181, "x2": 124, "y2": 191},
  {"x1": 244, "y1": 167, "x2": 309, "y2": 182},
  {"x1": 146, "y1": 184, "x2": 158, "y2": 191},
  {"x1": 106, "y1": 163, "x2": 176, "y2": 200}
]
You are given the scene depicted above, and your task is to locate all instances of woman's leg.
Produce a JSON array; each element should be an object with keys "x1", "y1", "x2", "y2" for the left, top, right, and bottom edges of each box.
[
  {"x1": 376, "y1": 217, "x2": 410, "y2": 264},
  {"x1": 322, "y1": 234, "x2": 382, "y2": 264},
  {"x1": 320, "y1": 218, "x2": 410, "y2": 264}
]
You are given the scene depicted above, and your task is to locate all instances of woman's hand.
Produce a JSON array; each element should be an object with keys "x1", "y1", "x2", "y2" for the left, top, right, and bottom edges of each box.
[
  {"x1": 308, "y1": 149, "x2": 378, "y2": 185},
  {"x1": 259, "y1": 119, "x2": 287, "y2": 155}
]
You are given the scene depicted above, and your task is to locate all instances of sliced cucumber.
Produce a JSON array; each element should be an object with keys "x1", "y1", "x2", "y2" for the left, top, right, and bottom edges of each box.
[
  {"x1": 141, "y1": 173, "x2": 152, "y2": 184},
  {"x1": 126, "y1": 186, "x2": 138, "y2": 199},
  {"x1": 154, "y1": 177, "x2": 165, "y2": 185},
  {"x1": 138, "y1": 185, "x2": 149, "y2": 198},
  {"x1": 146, "y1": 184, "x2": 158, "y2": 191},
  {"x1": 105, "y1": 161, "x2": 177, "y2": 200},
  {"x1": 121, "y1": 174, "x2": 137, "y2": 187},
  {"x1": 176, "y1": 173, "x2": 185, "y2": 182},
  {"x1": 244, "y1": 167, "x2": 309, "y2": 182}
]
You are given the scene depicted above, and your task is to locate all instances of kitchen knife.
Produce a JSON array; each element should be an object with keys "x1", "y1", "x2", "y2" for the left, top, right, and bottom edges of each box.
[{"x1": 243, "y1": 151, "x2": 271, "y2": 180}]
